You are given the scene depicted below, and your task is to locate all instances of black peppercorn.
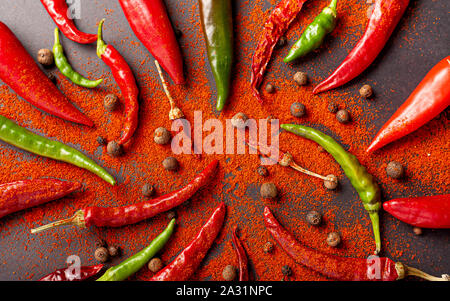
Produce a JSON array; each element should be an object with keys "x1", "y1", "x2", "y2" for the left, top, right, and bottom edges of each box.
[
  {"x1": 386, "y1": 161, "x2": 404, "y2": 179},
  {"x1": 306, "y1": 210, "x2": 322, "y2": 226}
]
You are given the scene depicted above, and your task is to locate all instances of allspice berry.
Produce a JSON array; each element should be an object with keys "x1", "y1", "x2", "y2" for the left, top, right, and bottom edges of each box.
[
  {"x1": 260, "y1": 182, "x2": 277, "y2": 199},
  {"x1": 293, "y1": 72, "x2": 308, "y2": 86},
  {"x1": 264, "y1": 241, "x2": 274, "y2": 253},
  {"x1": 108, "y1": 245, "x2": 120, "y2": 257},
  {"x1": 336, "y1": 109, "x2": 350, "y2": 123},
  {"x1": 94, "y1": 247, "x2": 109, "y2": 263},
  {"x1": 142, "y1": 184, "x2": 155, "y2": 197},
  {"x1": 359, "y1": 84, "x2": 373, "y2": 98},
  {"x1": 231, "y1": 112, "x2": 249, "y2": 129},
  {"x1": 37, "y1": 49, "x2": 54, "y2": 66},
  {"x1": 326, "y1": 232, "x2": 341, "y2": 247},
  {"x1": 386, "y1": 161, "x2": 404, "y2": 179},
  {"x1": 222, "y1": 265, "x2": 237, "y2": 281},
  {"x1": 290, "y1": 102, "x2": 306, "y2": 118},
  {"x1": 104, "y1": 94, "x2": 119, "y2": 112},
  {"x1": 148, "y1": 258, "x2": 163, "y2": 273},
  {"x1": 162, "y1": 156, "x2": 179, "y2": 171},
  {"x1": 107, "y1": 141, "x2": 122, "y2": 157},
  {"x1": 306, "y1": 210, "x2": 322, "y2": 226},
  {"x1": 153, "y1": 127, "x2": 171, "y2": 145},
  {"x1": 265, "y1": 83, "x2": 275, "y2": 94},
  {"x1": 324, "y1": 174, "x2": 338, "y2": 190}
]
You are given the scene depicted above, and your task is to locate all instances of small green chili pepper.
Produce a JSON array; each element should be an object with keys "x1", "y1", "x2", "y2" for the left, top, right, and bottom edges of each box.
[
  {"x1": 53, "y1": 28, "x2": 103, "y2": 88},
  {"x1": 97, "y1": 219, "x2": 176, "y2": 281},
  {"x1": 0, "y1": 115, "x2": 115, "y2": 185},
  {"x1": 284, "y1": 0, "x2": 337, "y2": 63},
  {"x1": 281, "y1": 124, "x2": 381, "y2": 254}
]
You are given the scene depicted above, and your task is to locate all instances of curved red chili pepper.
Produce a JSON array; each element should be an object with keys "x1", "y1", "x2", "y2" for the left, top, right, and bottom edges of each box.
[
  {"x1": 118, "y1": 0, "x2": 185, "y2": 85},
  {"x1": 0, "y1": 21, "x2": 93, "y2": 126},
  {"x1": 39, "y1": 264, "x2": 104, "y2": 281},
  {"x1": 151, "y1": 202, "x2": 226, "y2": 281},
  {"x1": 0, "y1": 179, "x2": 81, "y2": 219},
  {"x1": 367, "y1": 56, "x2": 450, "y2": 152},
  {"x1": 383, "y1": 194, "x2": 450, "y2": 228},
  {"x1": 97, "y1": 19, "x2": 139, "y2": 146},
  {"x1": 251, "y1": 0, "x2": 307, "y2": 102},
  {"x1": 40, "y1": 0, "x2": 97, "y2": 44},
  {"x1": 313, "y1": 0, "x2": 410, "y2": 94},
  {"x1": 231, "y1": 226, "x2": 249, "y2": 281}
]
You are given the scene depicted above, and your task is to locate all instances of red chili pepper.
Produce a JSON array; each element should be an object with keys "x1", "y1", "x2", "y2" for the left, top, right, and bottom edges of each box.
[
  {"x1": 251, "y1": 0, "x2": 307, "y2": 102},
  {"x1": 383, "y1": 194, "x2": 450, "y2": 229},
  {"x1": 0, "y1": 21, "x2": 93, "y2": 126},
  {"x1": 31, "y1": 160, "x2": 219, "y2": 233},
  {"x1": 40, "y1": 0, "x2": 97, "y2": 44},
  {"x1": 39, "y1": 264, "x2": 104, "y2": 281},
  {"x1": 313, "y1": 0, "x2": 409, "y2": 94},
  {"x1": 0, "y1": 179, "x2": 81, "y2": 219},
  {"x1": 151, "y1": 202, "x2": 226, "y2": 281},
  {"x1": 97, "y1": 19, "x2": 139, "y2": 146},
  {"x1": 264, "y1": 206, "x2": 449, "y2": 281},
  {"x1": 367, "y1": 56, "x2": 450, "y2": 152},
  {"x1": 118, "y1": 0, "x2": 185, "y2": 85},
  {"x1": 231, "y1": 226, "x2": 249, "y2": 281}
]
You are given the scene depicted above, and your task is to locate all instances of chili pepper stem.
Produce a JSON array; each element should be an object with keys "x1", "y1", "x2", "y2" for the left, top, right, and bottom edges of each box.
[
  {"x1": 96, "y1": 19, "x2": 108, "y2": 58},
  {"x1": 279, "y1": 152, "x2": 335, "y2": 182},
  {"x1": 395, "y1": 262, "x2": 449, "y2": 281},
  {"x1": 154, "y1": 60, "x2": 184, "y2": 120},
  {"x1": 30, "y1": 210, "x2": 85, "y2": 234}
]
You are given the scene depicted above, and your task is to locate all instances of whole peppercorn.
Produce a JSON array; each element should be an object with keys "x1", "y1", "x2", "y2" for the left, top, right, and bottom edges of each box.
[
  {"x1": 162, "y1": 156, "x2": 179, "y2": 171},
  {"x1": 107, "y1": 141, "x2": 122, "y2": 157},
  {"x1": 413, "y1": 227, "x2": 422, "y2": 235},
  {"x1": 153, "y1": 127, "x2": 171, "y2": 145},
  {"x1": 359, "y1": 84, "x2": 373, "y2": 98},
  {"x1": 336, "y1": 109, "x2": 350, "y2": 123},
  {"x1": 328, "y1": 102, "x2": 338, "y2": 113},
  {"x1": 257, "y1": 166, "x2": 268, "y2": 177},
  {"x1": 260, "y1": 182, "x2": 278, "y2": 199},
  {"x1": 222, "y1": 265, "x2": 237, "y2": 281},
  {"x1": 281, "y1": 265, "x2": 292, "y2": 276},
  {"x1": 37, "y1": 49, "x2": 54, "y2": 66},
  {"x1": 293, "y1": 72, "x2": 308, "y2": 86},
  {"x1": 96, "y1": 136, "x2": 106, "y2": 146},
  {"x1": 167, "y1": 211, "x2": 176, "y2": 220},
  {"x1": 148, "y1": 258, "x2": 163, "y2": 273},
  {"x1": 276, "y1": 36, "x2": 287, "y2": 48},
  {"x1": 386, "y1": 161, "x2": 404, "y2": 179},
  {"x1": 306, "y1": 210, "x2": 322, "y2": 226},
  {"x1": 264, "y1": 241, "x2": 274, "y2": 253},
  {"x1": 142, "y1": 184, "x2": 155, "y2": 197},
  {"x1": 231, "y1": 112, "x2": 249, "y2": 129},
  {"x1": 326, "y1": 232, "x2": 341, "y2": 247},
  {"x1": 290, "y1": 102, "x2": 306, "y2": 118},
  {"x1": 324, "y1": 174, "x2": 338, "y2": 190},
  {"x1": 265, "y1": 83, "x2": 275, "y2": 94},
  {"x1": 94, "y1": 247, "x2": 109, "y2": 263},
  {"x1": 104, "y1": 94, "x2": 119, "y2": 112},
  {"x1": 108, "y1": 245, "x2": 120, "y2": 257}
]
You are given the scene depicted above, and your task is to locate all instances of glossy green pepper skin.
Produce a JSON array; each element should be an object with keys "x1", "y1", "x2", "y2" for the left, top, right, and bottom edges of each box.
[
  {"x1": 281, "y1": 124, "x2": 381, "y2": 254},
  {"x1": 0, "y1": 115, "x2": 115, "y2": 185},
  {"x1": 97, "y1": 219, "x2": 175, "y2": 281},
  {"x1": 284, "y1": 0, "x2": 337, "y2": 62},
  {"x1": 53, "y1": 28, "x2": 103, "y2": 88},
  {"x1": 198, "y1": 0, "x2": 233, "y2": 112}
]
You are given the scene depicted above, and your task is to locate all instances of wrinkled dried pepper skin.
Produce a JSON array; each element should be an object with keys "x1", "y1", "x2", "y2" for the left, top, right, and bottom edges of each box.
[
  {"x1": 383, "y1": 194, "x2": 450, "y2": 229},
  {"x1": 313, "y1": 0, "x2": 409, "y2": 94},
  {"x1": 367, "y1": 56, "x2": 450, "y2": 152},
  {"x1": 118, "y1": 0, "x2": 185, "y2": 84},
  {"x1": 281, "y1": 124, "x2": 381, "y2": 253},
  {"x1": 251, "y1": 0, "x2": 307, "y2": 102},
  {"x1": 0, "y1": 179, "x2": 81, "y2": 219},
  {"x1": 40, "y1": 0, "x2": 97, "y2": 44},
  {"x1": 232, "y1": 226, "x2": 249, "y2": 281},
  {"x1": 0, "y1": 21, "x2": 93, "y2": 126},
  {"x1": 151, "y1": 203, "x2": 226, "y2": 281},
  {"x1": 198, "y1": 0, "x2": 233, "y2": 111},
  {"x1": 97, "y1": 20, "x2": 139, "y2": 146},
  {"x1": 83, "y1": 160, "x2": 219, "y2": 227},
  {"x1": 264, "y1": 207, "x2": 399, "y2": 281},
  {"x1": 97, "y1": 219, "x2": 175, "y2": 281},
  {"x1": 0, "y1": 115, "x2": 116, "y2": 185},
  {"x1": 39, "y1": 264, "x2": 104, "y2": 281}
]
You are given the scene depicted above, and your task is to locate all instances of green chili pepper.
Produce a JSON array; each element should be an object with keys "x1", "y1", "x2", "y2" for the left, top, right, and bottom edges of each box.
[
  {"x1": 198, "y1": 0, "x2": 233, "y2": 112},
  {"x1": 0, "y1": 115, "x2": 115, "y2": 185},
  {"x1": 284, "y1": 0, "x2": 337, "y2": 63},
  {"x1": 97, "y1": 219, "x2": 176, "y2": 281},
  {"x1": 281, "y1": 124, "x2": 381, "y2": 254},
  {"x1": 53, "y1": 28, "x2": 103, "y2": 88}
]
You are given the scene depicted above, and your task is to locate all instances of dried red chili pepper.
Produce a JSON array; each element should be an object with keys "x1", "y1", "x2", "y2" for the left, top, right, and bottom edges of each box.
[
  {"x1": 313, "y1": 0, "x2": 410, "y2": 94},
  {"x1": 251, "y1": 0, "x2": 307, "y2": 102},
  {"x1": 264, "y1": 206, "x2": 449, "y2": 281},
  {"x1": 0, "y1": 179, "x2": 81, "y2": 219},
  {"x1": 39, "y1": 264, "x2": 104, "y2": 281},
  {"x1": 367, "y1": 56, "x2": 450, "y2": 152},
  {"x1": 231, "y1": 226, "x2": 249, "y2": 281},
  {"x1": 0, "y1": 21, "x2": 93, "y2": 126},
  {"x1": 40, "y1": 0, "x2": 97, "y2": 44},
  {"x1": 97, "y1": 19, "x2": 139, "y2": 146},
  {"x1": 118, "y1": 0, "x2": 185, "y2": 84},
  {"x1": 151, "y1": 202, "x2": 226, "y2": 281},
  {"x1": 383, "y1": 194, "x2": 450, "y2": 229},
  {"x1": 31, "y1": 160, "x2": 219, "y2": 233}
]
